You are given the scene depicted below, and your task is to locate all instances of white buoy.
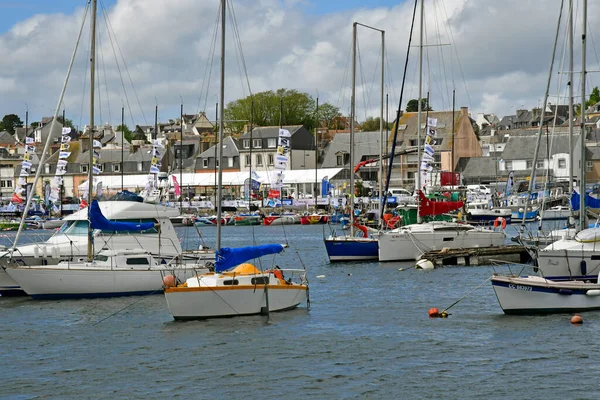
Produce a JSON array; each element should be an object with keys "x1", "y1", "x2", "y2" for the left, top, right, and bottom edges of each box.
[
  {"x1": 415, "y1": 259, "x2": 434, "y2": 270},
  {"x1": 586, "y1": 290, "x2": 600, "y2": 296},
  {"x1": 316, "y1": 275, "x2": 326, "y2": 279}
]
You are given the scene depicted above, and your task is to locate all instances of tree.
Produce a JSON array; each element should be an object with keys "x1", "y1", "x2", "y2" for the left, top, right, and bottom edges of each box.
[
  {"x1": 0, "y1": 114, "x2": 23, "y2": 135},
  {"x1": 586, "y1": 86, "x2": 600, "y2": 108},
  {"x1": 406, "y1": 98, "x2": 432, "y2": 112},
  {"x1": 361, "y1": 117, "x2": 382, "y2": 132},
  {"x1": 224, "y1": 88, "x2": 316, "y2": 132},
  {"x1": 57, "y1": 116, "x2": 75, "y2": 130},
  {"x1": 116, "y1": 124, "x2": 134, "y2": 143},
  {"x1": 30, "y1": 122, "x2": 40, "y2": 129},
  {"x1": 317, "y1": 103, "x2": 341, "y2": 129}
]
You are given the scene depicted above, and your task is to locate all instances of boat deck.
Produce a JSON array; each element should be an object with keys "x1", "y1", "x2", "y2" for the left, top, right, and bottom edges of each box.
[{"x1": 419, "y1": 245, "x2": 532, "y2": 267}]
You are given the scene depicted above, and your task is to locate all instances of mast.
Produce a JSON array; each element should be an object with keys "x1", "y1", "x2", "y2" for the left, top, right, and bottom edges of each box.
[
  {"x1": 416, "y1": 0, "x2": 424, "y2": 223},
  {"x1": 349, "y1": 22, "x2": 357, "y2": 236},
  {"x1": 180, "y1": 101, "x2": 183, "y2": 211},
  {"x1": 378, "y1": 30, "x2": 385, "y2": 228},
  {"x1": 451, "y1": 89, "x2": 455, "y2": 174},
  {"x1": 315, "y1": 97, "x2": 318, "y2": 201},
  {"x1": 568, "y1": 0, "x2": 574, "y2": 195},
  {"x1": 87, "y1": 0, "x2": 97, "y2": 261},
  {"x1": 216, "y1": 0, "x2": 225, "y2": 250},
  {"x1": 579, "y1": 0, "x2": 587, "y2": 230},
  {"x1": 121, "y1": 105, "x2": 124, "y2": 191},
  {"x1": 214, "y1": 102, "x2": 218, "y2": 211},
  {"x1": 249, "y1": 99, "x2": 254, "y2": 202}
]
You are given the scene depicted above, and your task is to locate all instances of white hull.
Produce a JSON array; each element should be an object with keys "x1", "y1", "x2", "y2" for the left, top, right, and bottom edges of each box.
[
  {"x1": 536, "y1": 229, "x2": 600, "y2": 280},
  {"x1": 378, "y1": 222, "x2": 506, "y2": 262},
  {"x1": 491, "y1": 275, "x2": 600, "y2": 314},
  {"x1": 165, "y1": 285, "x2": 307, "y2": 319},
  {"x1": 6, "y1": 264, "x2": 202, "y2": 299},
  {"x1": 0, "y1": 268, "x2": 23, "y2": 295}
]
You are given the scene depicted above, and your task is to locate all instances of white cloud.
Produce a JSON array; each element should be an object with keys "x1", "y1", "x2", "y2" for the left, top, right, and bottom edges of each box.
[{"x1": 0, "y1": 0, "x2": 598, "y2": 126}]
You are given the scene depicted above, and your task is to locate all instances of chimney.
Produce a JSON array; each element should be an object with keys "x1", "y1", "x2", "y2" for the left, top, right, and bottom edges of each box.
[{"x1": 460, "y1": 106, "x2": 469, "y2": 117}]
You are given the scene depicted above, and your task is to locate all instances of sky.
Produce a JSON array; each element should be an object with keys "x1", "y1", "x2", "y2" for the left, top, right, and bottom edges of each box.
[{"x1": 0, "y1": 0, "x2": 599, "y2": 129}]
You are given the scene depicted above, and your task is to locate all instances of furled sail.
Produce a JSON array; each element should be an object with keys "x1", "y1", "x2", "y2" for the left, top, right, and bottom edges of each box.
[
  {"x1": 215, "y1": 244, "x2": 285, "y2": 272},
  {"x1": 89, "y1": 200, "x2": 155, "y2": 231}
]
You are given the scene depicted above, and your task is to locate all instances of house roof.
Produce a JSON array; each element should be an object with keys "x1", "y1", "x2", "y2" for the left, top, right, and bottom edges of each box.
[
  {"x1": 0, "y1": 131, "x2": 17, "y2": 145},
  {"x1": 501, "y1": 134, "x2": 579, "y2": 160},
  {"x1": 321, "y1": 131, "x2": 381, "y2": 168},
  {"x1": 197, "y1": 135, "x2": 239, "y2": 158},
  {"x1": 238, "y1": 125, "x2": 303, "y2": 139}
]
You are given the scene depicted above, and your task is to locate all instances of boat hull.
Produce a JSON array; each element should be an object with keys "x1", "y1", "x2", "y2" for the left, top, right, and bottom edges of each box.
[
  {"x1": 0, "y1": 269, "x2": 26, "y2": 296},
  {"x1": 324, "y1": 237, "x2": 378, "y2": 261},
  {"x1": 491, "y1": 275, "x2": 600, "y2": 314},
  {"x1": 378, "y1": 224, "x2": 506, "y2": 262},
  {"x1": 164, "y1": 285, "x2": 307, "y2": 320}
]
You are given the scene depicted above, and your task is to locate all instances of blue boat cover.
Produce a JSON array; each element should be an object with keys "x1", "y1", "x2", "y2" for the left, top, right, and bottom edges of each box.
[
  {"x1": 215, "y1": 244, "x2": 285, "y2": 272},
  {"x1": 571, "y1": 191, "x2": 600, "y2": 211},
  {"x1": 109, "y1": 190, "x2": 144, "y2": 202},
  {"x1": 89, "y1": 200, "x2": 155, "y2": 232}
]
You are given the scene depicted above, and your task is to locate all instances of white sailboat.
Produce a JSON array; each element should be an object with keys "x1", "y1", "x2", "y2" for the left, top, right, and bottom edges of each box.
[
  {"x1": 377, "y1": 0, "x2": 505, "y2": 262},
  {"x1": 163, "y1": 0, "x2": 308, "y2": 320},
  {"x1": 491, "y1": 0, "x2": 598, "y2": 313}
]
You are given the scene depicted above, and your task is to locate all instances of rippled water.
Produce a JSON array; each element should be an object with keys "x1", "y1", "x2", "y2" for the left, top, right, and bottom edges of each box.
[{"x1": 1, "y1": 224, "x2": 600, "y2": 399}]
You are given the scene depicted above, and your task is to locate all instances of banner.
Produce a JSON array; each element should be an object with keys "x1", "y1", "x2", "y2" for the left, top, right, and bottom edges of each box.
[
  {"x1": 145, "y1": 139, "x2": 164, "y2": 191},
  {"x1": 419, "y1": 118, "x2": 437, "y2": 188},
  {"x1": 13, "y1": 134, "x2": 38, "y2": 202}
]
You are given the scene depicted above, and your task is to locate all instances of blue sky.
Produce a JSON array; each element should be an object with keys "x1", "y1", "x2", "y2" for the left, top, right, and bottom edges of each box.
[{"x1": 0, "y1": 0, "x2": 404, "y2": 33}]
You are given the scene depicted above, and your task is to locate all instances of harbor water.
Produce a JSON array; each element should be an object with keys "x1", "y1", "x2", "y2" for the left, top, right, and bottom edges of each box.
[{"x1": 1, "y1": 223, "x2": 600, "y2": 399}]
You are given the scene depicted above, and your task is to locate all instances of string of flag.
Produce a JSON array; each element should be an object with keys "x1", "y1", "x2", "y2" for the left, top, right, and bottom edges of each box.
[
  {"x1": 48, "y1": 127, "x2": 72, "y2": 202},
  {"x1": 420, "y1": 117, "x2": 437, "y2": 188},
  {"x1": 270, "y1": 128, "x2": 291, "y2": 192},
  {"x1": 11, "y1": 136, "x2": 36, "y2": 203},
  {"x1": 145, "y1": 139, "x2": 164, "y2": 192}
]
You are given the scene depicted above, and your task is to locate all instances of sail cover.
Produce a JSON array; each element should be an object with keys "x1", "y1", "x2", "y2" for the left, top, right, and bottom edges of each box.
[
  {"x1": 571, "y1": 190, "x2": 600, "y2": 211},
  {"x1": 418, "y1": 190, "x2": 464, "y2": 217},
  {"x1": 215, "y1": 244, "x2": 285, "y2": 272},
  {"x1": 89, "y1": 200, "x2": 155, "y2": 232}
]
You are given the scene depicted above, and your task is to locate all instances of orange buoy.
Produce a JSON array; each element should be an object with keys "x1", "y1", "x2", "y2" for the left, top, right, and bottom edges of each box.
[
  {"x1": 428, "y1": 307, "x2": 440, "y2": 318},
  {"x1": 571, "y1": 314, "x2": 583, "y2": 324},
  {"x1": 163, "y1": 274, "x2": 177, "y2": 288}
]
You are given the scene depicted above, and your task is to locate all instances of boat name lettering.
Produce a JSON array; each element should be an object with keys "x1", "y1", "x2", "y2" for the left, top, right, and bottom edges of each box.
[{"x1": 508, "y1": 283, "x2": 532, "y2": 291}]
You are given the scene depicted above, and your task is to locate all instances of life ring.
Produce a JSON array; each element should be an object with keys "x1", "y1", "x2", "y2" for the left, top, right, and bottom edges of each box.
[{"x1": 493, "y1": 217, "x2": 506, "y2": 229}]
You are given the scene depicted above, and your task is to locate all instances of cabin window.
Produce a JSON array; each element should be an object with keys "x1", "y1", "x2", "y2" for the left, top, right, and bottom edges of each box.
[
  {"x1": 94, "y1": 254, "x2": 109, "y2": 262},
  {"x1": 64, "y1": 220, "x2": 89, "y2": 235},
  {"x1": 251, "y1": 276, "x2": 270, "y2": 285},
  {"x1": 203, "y1": 159, "x2": 208, "y2": 168},
  {"x1": 253, "y1": 139, "x2": 262, "y2": 148},
  {"x1": 126, "y1": 257, "x2": 150, "y2": 265},
  {"x1": 223, "y1": 279, "x2": 239, "y2": 286},
  {"x1": 558, "y1": 158, "x2": 566, "y2": 169},
  {"x1": 268, "y1": 138, "x2": 277, "y2": 148}
]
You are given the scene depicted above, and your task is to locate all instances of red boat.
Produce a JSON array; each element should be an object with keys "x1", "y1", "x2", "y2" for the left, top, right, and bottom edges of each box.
[{"x1": 300, "y1": 215, "x2": 329, "y2": 225}]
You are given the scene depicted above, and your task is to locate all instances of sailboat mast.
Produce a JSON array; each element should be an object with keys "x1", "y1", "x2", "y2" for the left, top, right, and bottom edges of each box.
[
  {"x1": 568, "y1": 0, "x2": 574, "y2": 195},
  {"x1": 378, "y1": 31, "x2": 385, "y2": 228},
  {"x1": 349, "y1": 22, "x2": 357, "y2": 236},
  {"x1": 579, "y1": 0, "x2": 587, "y2": 229},
  {"x1": 87, "y1": 0, "x2": 97, "y2": 261},
  {"x1": 180, "y1": 101, "x2": 183, "y2": 211},
  {"x1": 416, "y1": 0, "x2": 423, "y2": 223},
  {"x1": 216, "y1": 0, "x2": 226, "y2": 250}
]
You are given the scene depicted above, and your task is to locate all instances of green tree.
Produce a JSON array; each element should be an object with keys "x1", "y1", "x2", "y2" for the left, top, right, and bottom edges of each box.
[
  {"x1": 30, "y1": 121, "x2": 40, "y2": 129},
  {"x1": 224, "y1": 88, "x2": 316, "y2": 132},
  {"x1": 317, "y1": 102, "x2": 341, "y2": 129},
  {"x1": 116, "y1": 124, "x2": 133, "y2": 143},
  {"x1": 406, "y1": 98, "x2": 432, "y2": 112},
  {"x1": 57, "y1": 116, "x2": 75, "y2": 130},
  {"x1": 361, "y1": 117, "x2": 383, "y2": 131},
  {"x1": 586, "y1": 86, "x2": 600, "y2": 108},
  {"x1": 0, "y1": 114, "x2": 24, "y2": 135}
]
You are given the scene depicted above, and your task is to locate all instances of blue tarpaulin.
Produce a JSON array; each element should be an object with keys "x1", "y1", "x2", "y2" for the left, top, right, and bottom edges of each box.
[
  {"x1": 89, "y1": 200, "x2": 155, "y2": 232},
  {"x1": 215, "y1": 244, "x2": 285, "y2": 272},
  {"x1": 571, "y1": 191, "x2": 600, "y2": 211}
]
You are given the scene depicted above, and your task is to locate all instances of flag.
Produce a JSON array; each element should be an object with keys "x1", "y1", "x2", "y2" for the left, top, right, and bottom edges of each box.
[
  {"x1": 23, "y1": 153, "x2": 31, "y2": 161},
  {"x1": 251, "y1": 170, "x2": 260, "y2": 180},
  {"x1": 92, "y1": 166, "x2": 101, "y2": 174},
  {"x1": 57, "y1": 160, "x2": 68, "y2": 167},
  {"x1": 279, "y1": 128, "x2": 291, "y2": 137},
  {"x1": 427, "y1": 117, "x2": 437, "y2": 127},
  {"x1": 505, "y1": 170, "x2": 514, "y2": 196},
  {"x1": 60, "y1": 143, "x2": 70, "y2": 151},
  {"x1": 172, "y1": 175, "x2": 181, "y2": 196},
  {"x1": 93, "y1": 140, "x2": 102, "y2": 148},
  {"x1": 25, "y1": 137, "x2": 34, "y2": 144},
  {"x1": 424, "y1": 144, "x2": 434, "y2": 156},
  {"x1": 149, "y1": 165, "x2": 160, "y2": 174},
  {"x1": 61, "y1": 135, "x2": 72, "y2": 143},
  {"x1": 11, "y1": 193, "x2": 23, "y2": 204},
  {"x1": 62, "y1": 127, "x2": 72, "y2": 135},
  {"x1": 59, "y1": 151, "x2": 71, "y2": 159},
  {"x1": 22, "y1": 161, "x2": 32, "y2": 168}
]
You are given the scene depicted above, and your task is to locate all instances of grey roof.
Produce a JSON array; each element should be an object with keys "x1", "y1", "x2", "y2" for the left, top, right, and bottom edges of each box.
[
  {"x1": 498, "y1": 115, "x2": 515, "y2": 129},
  {"x1": 586, "y1": 145, "x2": 600, "y2": 160},
  {"x1": 321, "y1": 131, "x2": 381, "y2": 168},
  {"x1": 0, "y1": 131, "x2": 17, "y2": 145},
  {"x1": 501, "y1": 134, "x2": 579, "y2": 160},
  {"x1": 238, "y1": 125, "x2": 303, "y2": 139},
  {"x1": 197, "y1": 135, "x2": 239, "y2": 158},
  {"x1": 74, "y1": 146, "x2": 162, "y2": 164},
  {"x1": 458, "y1": 157, "x2": 498, "y2": 179}
]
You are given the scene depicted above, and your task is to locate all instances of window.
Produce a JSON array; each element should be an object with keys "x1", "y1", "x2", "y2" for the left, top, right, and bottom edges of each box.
[
  {"x1": 125, "y1": 257, "x2": 150, "y2": 265},
  {"x1": 203, "y1": 159, "x2": 208, "y2": 168},
  {"x1": 256, "y1": 154, "x2": 263, "y2": 166},
  {"x1": 587, "y1": 161, "x2": 593, "y2": 172},
  {"x1": 268, "y1": 154, "x2": 274, "y2": 166},
  {"x1": 228, "y1": 157, "x2": 234, "y2": 168},
  {"x1": 243, "y1": 139, "x2": 250, "y2": 149},
  {"x1": 137, "y1": 162, "x2": 143, "y2": 171},
  {"x1": 504, "y1": 161, "x2": 512, "y2": 170},
  {"x1": 216, "y1": 159, "x2": 219, "y2": 168},
  {"x1": 526, "y1": 160, "x2": 532, "y2": 169},
  {"x1": 98, "y1": 164, "x2": 104, "y2": 172},
  {"x1": 536, "y1": 160, "x2": 544, "y2": 169},
  {"x1": 268, "y1": 138, "x2": 277, "y2": 148},
  {"x1": 81, "y1": 164, "x2": 88, "y2": 173},
  {"x1": 409, "y1": 139, "x2": 425, "y2": 146},
  {"x1": 558, "y1": 158, "x2": 566, "y2": 168},
  {"x1": 337, "y1": 155, "x2": 343, "y2": 166},
  {"x1": 113, "y1": 163, "x2": 121, "y2": 172},
  {"x1": 253, "y1": 138, "x2": 262, "y2": 148},
  {"x1": 251, "y1": 277, "x2": 270, "y2": 285},
  {"x1": 44, "y1": 164, "x2": 50, "y2": 174},
  {"x1": 0, "y1": 180, "x2": 12, "y2": 188},
  {"x1": 245, "y1": 155, "x2": 251, "y2": 165},
  {"x1": 223, "y1": 279, "x2": 239, "y2": 286}
]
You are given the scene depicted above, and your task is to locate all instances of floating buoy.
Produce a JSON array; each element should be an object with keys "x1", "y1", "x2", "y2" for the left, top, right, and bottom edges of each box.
[
  {"x1": 163, "y1": 275, "x2": 177, "y2": 288},
  {"x1": 586, "y1": 289, "x2": 600, "y2": 296},
  {"x1": 428, "y1": 307, "x2": 440, "y2": 317},
  {"x1": 571, "y1": 314, "x2": 583, "y2": 324},
  {"x1": 316, "y1": 275, "x2": 326, "y2": 279},
  {"x1": 348, "y1": 273, "x2": 352, "y2": 276},
  {"x1": 416, "y1": 259, "x2": 434, "y2": 270},
  {"x1": 440, "y1": 311, "x2": 449, "y2": 318}
]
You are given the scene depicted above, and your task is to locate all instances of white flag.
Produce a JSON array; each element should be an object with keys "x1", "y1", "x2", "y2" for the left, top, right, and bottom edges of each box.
[{"x1": 278, "y1": 128, "x2": 291, "y2": 137}]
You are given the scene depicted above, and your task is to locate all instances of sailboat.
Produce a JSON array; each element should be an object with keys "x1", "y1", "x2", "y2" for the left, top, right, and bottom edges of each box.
[
  {"x1": 377, "y1": 0, "x2": 505, "y2": 262},
  {"x1": 163, "y1": 0, "x2": 308, "y2": 320},
  {"x1": 490, "y1": 0, "x2": 600, "y2": 314},
  {"x1": 4, "y1": 0, "x2": 212, "y2": 299},
  {"x1": 323, "y1": 22, "x2": 384, "y2": 262}
]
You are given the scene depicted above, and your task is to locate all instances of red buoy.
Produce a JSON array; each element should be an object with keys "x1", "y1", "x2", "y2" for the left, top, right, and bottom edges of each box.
[
  {"x1": 571, "y1": 314, "x2": 583, "y2": 324},
  {"x1": 428, "y1": 307, "x2": 440, "y2": 318},
  {"x1": 163, "y1": 275, "x2": 177, "y2": 288}
]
